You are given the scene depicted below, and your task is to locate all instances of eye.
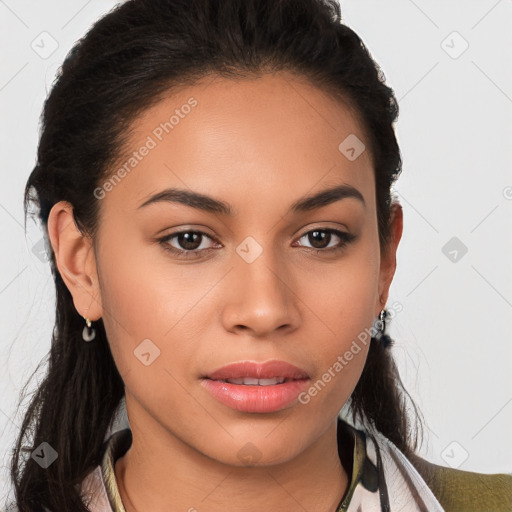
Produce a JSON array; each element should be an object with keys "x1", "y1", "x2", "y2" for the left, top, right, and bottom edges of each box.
[
  {"x1": 157, "y1": 227, "x2": 356, "y2": 259},
  {"x1": 293, "y1": 228, "x2": 356, "y2": 254},
  {"x1": 158, "y1": 230, "x2": 219, "y2": 259}
]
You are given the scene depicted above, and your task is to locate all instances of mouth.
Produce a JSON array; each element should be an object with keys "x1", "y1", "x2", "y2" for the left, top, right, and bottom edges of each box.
[{"x1": 201, "y1": 360, "x2": 310, "y2": 413}]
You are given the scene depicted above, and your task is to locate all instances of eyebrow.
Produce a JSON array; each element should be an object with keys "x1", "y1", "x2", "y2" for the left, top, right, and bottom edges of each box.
[{"x1": 137, "y1": 183, "x2": 365, "y2": 215}]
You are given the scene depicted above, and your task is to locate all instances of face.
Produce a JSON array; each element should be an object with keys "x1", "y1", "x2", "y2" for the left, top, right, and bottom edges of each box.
[{"x1": 50, "y1": 71, "x2": 402, "y2": 467}]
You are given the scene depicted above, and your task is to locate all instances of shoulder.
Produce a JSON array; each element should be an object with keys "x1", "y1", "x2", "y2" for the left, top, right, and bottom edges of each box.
[{"x1": 408, "y1": 452, "x2": 512, "y2": 512}]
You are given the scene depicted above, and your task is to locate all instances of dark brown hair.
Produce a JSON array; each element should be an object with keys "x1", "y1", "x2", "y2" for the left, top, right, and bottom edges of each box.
[{"x1": 9, "y1": 0, "x2": 423, "y2": 510}]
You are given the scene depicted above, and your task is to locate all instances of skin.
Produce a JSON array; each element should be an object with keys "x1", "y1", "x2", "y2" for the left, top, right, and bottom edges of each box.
[{"x1": 48, "y1": 71, "x2": 403, "y2": 512}]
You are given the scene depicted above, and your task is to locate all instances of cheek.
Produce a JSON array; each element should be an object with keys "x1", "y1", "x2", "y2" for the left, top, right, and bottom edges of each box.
[
  {"x1": 96, "y1": 231, "x2": 216, "y2": 379},
  {"x1": 296, "y1": 237, "x2": 379, "y2": 405},
  {"x1": 96, "y1": 245, "x2": 201, "y2": 420},
  {"x1": 300, "y1": 232, "x2": 380, "y2": 337},
  {"x1": 299, "y1": 298, "x2": 373, "y2": 416}
]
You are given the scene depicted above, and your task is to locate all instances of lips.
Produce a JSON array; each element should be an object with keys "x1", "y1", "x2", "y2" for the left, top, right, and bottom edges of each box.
[
  {"x1": 201, "y1": 360, "x2": 310, "y2": 413},
  {"x1": 204, "y1": 360, "x2": 310, "y2": 381}
]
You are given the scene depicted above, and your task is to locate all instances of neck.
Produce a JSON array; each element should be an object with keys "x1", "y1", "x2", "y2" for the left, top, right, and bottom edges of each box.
[{"x1": 114, "y1": 408, "x2": 351, "y2": 512}]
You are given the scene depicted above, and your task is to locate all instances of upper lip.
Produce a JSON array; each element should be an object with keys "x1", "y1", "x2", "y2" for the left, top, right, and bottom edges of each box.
[{"x1": 205, "y1": 360, "x2": 310, "y2": 380}]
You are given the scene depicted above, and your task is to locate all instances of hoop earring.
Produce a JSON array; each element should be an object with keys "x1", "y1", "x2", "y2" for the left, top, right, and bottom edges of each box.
[
  {"x1": 82, "y1": 317, "x2": 96, "y2": 342},
  {"x1": 376, "y1": 308, "x2": 393, "y2": 349}
]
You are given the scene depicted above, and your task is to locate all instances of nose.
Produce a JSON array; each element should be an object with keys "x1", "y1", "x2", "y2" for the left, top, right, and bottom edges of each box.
[{"x1": 221, "y1": 251, "x2": 301, "y2": 337}]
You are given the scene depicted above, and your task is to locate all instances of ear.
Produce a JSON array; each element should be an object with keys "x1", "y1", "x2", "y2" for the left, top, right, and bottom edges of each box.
[
  {"x1": 375, "y1": 201, "x2": 403, "y2": 317},
  {"x1": 47, "y1": 201, "x2": 103, "y2": 321}
]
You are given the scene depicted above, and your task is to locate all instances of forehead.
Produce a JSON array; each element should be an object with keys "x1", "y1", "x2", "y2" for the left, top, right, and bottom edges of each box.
[{"x1": 99, "y1": 72, "x2": 374, "y2": 216}]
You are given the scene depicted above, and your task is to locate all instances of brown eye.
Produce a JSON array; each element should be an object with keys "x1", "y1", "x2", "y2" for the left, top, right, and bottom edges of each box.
[
  {"x1": 174, "y1": 232, "x2": 203, "y2": 250},
  {"x1": 306, "y1": 230, "x2": 332, "y2": 249},
  {"x1": 158, "y1": 230, "x2": 219, "y2": 258},
  {"x1": 295, "y1": 228, "x2": 356, "y2": 253}
]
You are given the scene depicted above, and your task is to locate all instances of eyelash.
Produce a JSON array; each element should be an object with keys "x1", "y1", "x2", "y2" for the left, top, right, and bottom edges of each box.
[{"x1": 157, "y1": 228, "x2": 356, "y2": 259}]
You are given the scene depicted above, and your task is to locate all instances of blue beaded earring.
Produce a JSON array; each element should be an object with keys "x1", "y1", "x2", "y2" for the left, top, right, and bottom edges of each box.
[{"x1": 376, "y1": 308, "x2": 393, "y2": 349}]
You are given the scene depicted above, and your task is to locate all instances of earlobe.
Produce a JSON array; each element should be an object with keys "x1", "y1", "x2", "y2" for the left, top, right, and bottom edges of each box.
[{"x1": 47, "y1": 201, "x2": 103, "y2": 321}]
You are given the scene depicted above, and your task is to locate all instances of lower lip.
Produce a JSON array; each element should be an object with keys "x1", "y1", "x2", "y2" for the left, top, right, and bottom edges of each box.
[{"x1": 201, "y1": 378, "x2": 310, "y2": 413}]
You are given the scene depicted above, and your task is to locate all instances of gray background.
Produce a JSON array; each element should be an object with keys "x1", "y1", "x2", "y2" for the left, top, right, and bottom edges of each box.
[{"x1": 1, "y1": 0, "x2": 511, "y2": 506}]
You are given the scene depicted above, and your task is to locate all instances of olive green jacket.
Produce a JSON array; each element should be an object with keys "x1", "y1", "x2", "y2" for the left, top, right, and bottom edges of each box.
[{"x1": 408, "y1": 451, "x2": 512, "y2": 512}]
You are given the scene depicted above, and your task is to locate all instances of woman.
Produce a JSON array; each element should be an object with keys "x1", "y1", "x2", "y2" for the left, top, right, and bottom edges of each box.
[{"x1": 8, "y1": 0, "x2": 512, "y2": 510}]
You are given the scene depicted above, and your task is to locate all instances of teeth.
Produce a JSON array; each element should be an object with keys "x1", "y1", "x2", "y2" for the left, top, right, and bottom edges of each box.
[{"x1": 222, "y1": 377, "x2": 287, "y2": 386}]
